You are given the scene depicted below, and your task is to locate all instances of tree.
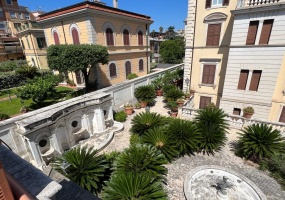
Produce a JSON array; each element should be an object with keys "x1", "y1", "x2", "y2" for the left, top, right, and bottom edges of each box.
[
  {"x1": 152, "y1": 29, "x2": 156, "y2": 38},
  {"x1": 52, "y1": 146, "x2": 108, "y2": 194},
  {"x1": 159, "y1": 38, "x2": 185, "y2": 64},
  {"x1": 47, "y1": 44, "x2": 109, "y2": 91},
  {"x1": 159, "y1": 27, "x2": 164, "y2": 38},
  {"x1": 165, "y1": 26, "x2": 176, "y2": 40}
]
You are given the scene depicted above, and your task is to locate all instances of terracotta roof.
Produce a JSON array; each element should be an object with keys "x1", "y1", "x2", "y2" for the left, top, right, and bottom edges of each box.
[{"x1": 38, "y1": 1, "x2": 152, "y2": 22}]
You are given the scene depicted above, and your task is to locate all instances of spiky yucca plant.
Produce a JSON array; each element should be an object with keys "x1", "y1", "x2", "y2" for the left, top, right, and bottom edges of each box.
[
  {"x1": 194, "y1": 105, "x2": 229, "y2": 154},
  {"x1": 134, "y1": 85, "x2": 156, "y2": 104},
  {"x1": 101, "y1": 172, "x2": 167, "y2": 200},
  {"x1": 238, "y1": 123, "x2": 285, "y2": 162},
  {"x1": 167, "y1": 118, "x2": 201, "y2": 156},
  {"x1": 114, "y1": 144, "x2": 168, "y2": 181},
  {"x1": 142, "y1": 127, "x2": 179, "y2": 162},
  {"x1": 52, "y1": 146, "x2": 108, "y2": 194},
  {"x1": 131, "y1": 112, "x2": 166, "y2": 135}
]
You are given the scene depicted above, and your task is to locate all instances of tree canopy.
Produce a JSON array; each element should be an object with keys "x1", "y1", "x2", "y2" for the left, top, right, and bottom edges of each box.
[
  {"x1": 46, "y1": 44, "x2": 109, "y2": 91},
  {"x1": 159, "y1": 38, "x2": 185, "y2": 64}
]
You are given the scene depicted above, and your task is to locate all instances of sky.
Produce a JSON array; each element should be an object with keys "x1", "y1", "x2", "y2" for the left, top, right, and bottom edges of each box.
[{"x1": 18, "y1": 0, "x2": 188, "y2": 31}]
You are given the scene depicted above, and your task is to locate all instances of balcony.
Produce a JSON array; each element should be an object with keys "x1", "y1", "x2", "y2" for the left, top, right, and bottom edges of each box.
[
  {"x1": 237, "y1": 0, "x2": 285, "y2": 8},
  {"x1": 15, "y1": 22, "x2": 41, "y2": 33}
]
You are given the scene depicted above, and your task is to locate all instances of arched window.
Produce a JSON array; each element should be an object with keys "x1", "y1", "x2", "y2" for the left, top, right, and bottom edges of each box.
[
  {"x1": 138, "y1": 31, "x2": 143, "y2": 45},
  {"x1": 125, "y1": 61, "x2": 131, "y2": 78},
  {"x1": 106, "y1": 28, "x2": 114, "y2": 46},
  {"x1": 139, "y1": 59, "x2": 144, "y2": 71},
  {"x1": 53, "y1": 31, "x2": 60, "y2": 44},
  {"x1": 72, "y1": 28, "x2": 80, "y2": 44},
  {"x1": 123, "y1": 29, "x2": 130, "y2": 46},
  {"x1": 109, "y1": 63, "x2": 117, "y2": 78}
]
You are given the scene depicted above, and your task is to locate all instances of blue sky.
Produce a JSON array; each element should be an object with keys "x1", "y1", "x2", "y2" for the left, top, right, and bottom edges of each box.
[{"x1": 18, "y1": 0, "x2": 188, "y2": 31}]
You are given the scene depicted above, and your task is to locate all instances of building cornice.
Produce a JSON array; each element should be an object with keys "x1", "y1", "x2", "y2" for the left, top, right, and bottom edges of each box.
[{"x1": 232, "y1": 2, "x2": 285, "y2": 15}]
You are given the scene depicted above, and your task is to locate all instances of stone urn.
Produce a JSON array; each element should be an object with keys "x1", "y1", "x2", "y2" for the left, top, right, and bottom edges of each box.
[{"x1": 243, "y1": 112, "x2": 253, "y2": 119}]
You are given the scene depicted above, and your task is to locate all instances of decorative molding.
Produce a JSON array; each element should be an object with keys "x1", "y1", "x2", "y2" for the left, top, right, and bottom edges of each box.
[
  {"x1": 199, "y1": 58, "x2": 221, "y2": 63},
  {"x1": 204, "y1": 12, "x2": 227, "y2": 23}
]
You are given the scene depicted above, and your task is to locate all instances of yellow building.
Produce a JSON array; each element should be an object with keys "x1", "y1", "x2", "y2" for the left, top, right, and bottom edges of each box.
[{"x1": 37, "y1": 0, "x2": 153, "y2": 88}]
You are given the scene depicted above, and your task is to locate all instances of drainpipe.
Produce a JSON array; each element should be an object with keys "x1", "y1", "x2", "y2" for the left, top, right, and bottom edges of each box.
[
  {"x1": 29, "y1": 32, "x2": 40, "y2": 68},
  {"x1": 61, "y1": 21, "x2": 67, "y2": 44},
  {"x1": 146, "y1": 23, "x2": 149, "y2": 74}
]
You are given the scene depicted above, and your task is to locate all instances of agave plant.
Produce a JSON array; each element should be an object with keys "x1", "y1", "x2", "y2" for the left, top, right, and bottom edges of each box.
[
  {"x1": 134, "y1": 85, "x2": 156, "y2": 105},
  {"x1": 194, "y1": 105, "x2": 229, "y2": 154},
  {"x1": 114, "y1": 144, "x2": 168, "y2": 181},
  {"x1": 142, "y1": 127, "x2": 179, "y2": 162},
  {"x1": 238, "y1": 123, "x2": 285, "y2": 162},
  {"x1": 101, "y1": 172, "x2": 167, "y2": 200},
  {"x1": 52, "y1": 146, "x2": 108, "y2": 194},
  {"x1": 131, "y1": 112, "x2": 166, "y2": 135},
  {"x1": 167, "y1": 118, "x2": 201, "y2": 156}
]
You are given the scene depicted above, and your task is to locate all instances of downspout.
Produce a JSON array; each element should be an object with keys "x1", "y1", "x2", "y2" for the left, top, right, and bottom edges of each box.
[
  {"x1": 29, "y1": 32, "x2": 40, "y2": 68},
  {"x1": 61, "y1": 21, "x2": 67, "y2": 44},
  {"x1": 146, "y1": 23, "x2": 149, "y2": 74}
]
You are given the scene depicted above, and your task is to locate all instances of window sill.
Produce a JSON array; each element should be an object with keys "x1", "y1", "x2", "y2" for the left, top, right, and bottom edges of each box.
[
  {"x1": 206, "y1": 5, "x2": 226, "y2": 10},
  {"x1": 199, "y1": 83, "x2": 217, "y2": 89},
  {"x1": 110, "y1": 76, "x2": 118, "y2": 80}
]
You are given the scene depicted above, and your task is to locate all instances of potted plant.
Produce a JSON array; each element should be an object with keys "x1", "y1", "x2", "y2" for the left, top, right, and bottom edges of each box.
[
  {"x1": 127, "y1": 73, "x2": 138, "y2": 80},
  {"x1": 164, "y1": 87, "x2": 184, "y2": 102},
  {"x1": 177, "y1": 99, "x2": 185, "y2": 107},
  {"x1": 167, "y1": 101, "x2": 178, "y2": 112},
  {"x1": 134, "y1": 85, "x2": 156, "y2": 108},
  {"x1": 185, "y1": 92, "x2": 191, "y2": 100},
  {"x1": 134, "y1": 102, "x2": 141, "y2": 109},
  {"x1": 151, "y1": 77, "x2": 163, "y2": 96},
  {"x1": 190, "y1": 88, "x2": 195, "y2": 96},
  {"x1": 243, "y1": 106, "x2": 254, "y2": 119},
  {"x1": 124, "y1": 103, "x2": 133, "y2": 115}
]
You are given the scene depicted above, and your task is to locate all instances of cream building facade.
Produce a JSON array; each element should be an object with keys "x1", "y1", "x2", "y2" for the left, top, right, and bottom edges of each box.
[{"x1": 37, "y1": 1, "x2": 153, "y2": 88}]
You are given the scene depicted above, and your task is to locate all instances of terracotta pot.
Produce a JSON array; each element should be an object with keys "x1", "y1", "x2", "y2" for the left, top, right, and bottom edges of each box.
[
  {"x1": 140, "y1": 101, "x2": 147, "y2": 108},
  {"x1": 177, "y1": 100, "x2": 184, "y2": 107},
  {"x1": 156, "y1": 88, "x2": 163, "y2": 96},
  {"x1": 185, "y1": 94, "x2": 190, "y2": 100},
  {"x1": 190, "y1": 90, "x2": 195, "y2": 96},
  {"x1": 170, "y1": 111, "x2": 178, "y2": 118},
  {"x1": 244, "y1": 112, "x2": 253, "y2": 119},
  {"x1": 124, "y1": 107, "x2": 133, "y2": 115},
  {"x1": 172, "y1": 107, "x2": 178, "y2": 112}
]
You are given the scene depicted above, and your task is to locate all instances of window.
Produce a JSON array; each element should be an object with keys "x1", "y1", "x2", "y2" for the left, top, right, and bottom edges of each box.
[
  {"x1": 202, "y1": 65, "x2": 216, "y2": 84},
  {"x1": 18, "y1": 13, "x2": 23, "y2": 19},
  {"x1": 125, "y1": 61, "x2": 131, "y2": 78},
  {"x1": 206, "y1": 24, "x2": 221, "y2": 46},
  {"x1": 279, "y1": 107, "x2": 285, "y2": 123},
  {"x1": 10, "y1": 12, "x2": 16, "y2": 18},
  {"x1": 138, "y1": 31, "x2": 143, "y2": 45},
  {"x1": 0, "y1": 22, "x2": 5, "y2": 30},
  {"x1": 237, "y1": 70, "x2": 249, "y2": 90},
  {"x1": 0, "y1": 9, "x2": 4, "y2": 18},
  {"x1": 199, "y1": 96, "x2": 211, "y2": 109},
  {"x1": 20, "y1": 39, "x2": 25, "y2": 49},
  {"x1": 37, "y1": 37, "x2": 47, "y2": 48},
  {"x1": 233, "y1": 108, "x2": 241, "y2": 115},
  {"x1": 109, "y1": 63, "x2": 117, "y2": 78},
  {"x1": 106, "y1": 28, "x2": 114, "y2": 46},
  {"x1": 259, "y1": 19, "x2": 274, "y2": 45},
  {"x1": 25, "y1": 36, "x2": 30, "y2": 49},
  {"x1": 249, "y1": 70, "x2": 262, "y2": 91},
  {"x1": 205, "y1": 0, "x2": 229, "y2": 8},
  {"x1": 24, "y1": 13, "x2": 30, "y2": 20},
  {"x1": 5, "y1": 0, "x2": 12, "y2": 5},
  {"x1": 246, "y1": 21, "x2": 259, "y2": 45},
  {"x1": 71, "y1": 28, "x2": 80, "y2": 44},
  {"x1": 139, "y1": 59, "x2": 144, "y2": 71},
  {"x1": 53, "y1": 32, "x2": 60, "y2": 44},
  {"x1": 14, "y1": 23, "x2": 21, "y2": 31},
  {"x1": 123, "y1": 29, "x2": 130, "y2": 46}
]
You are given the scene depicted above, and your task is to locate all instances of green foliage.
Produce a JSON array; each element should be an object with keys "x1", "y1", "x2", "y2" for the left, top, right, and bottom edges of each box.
[
  {"x1": 194, "y1": 106, "x2": 229, "y2": 154},
  {"x1": 101, "y1": 172, "x2": 167, "y2": 200},
  {"x1": 0, "y1": 113, "x2": 10, "y2": 121},
  {"x1": 142, "y1": 127, "x2": 179, "y2": 162},
  {"x1": 47, "y1": 44, "x2": 109, "y2": 91},
  {"x1": 151, "y1": 62, "x2": 158, "y2": 69},
  {"x1": 160, "y1": 38, "x2": 185, "y2": 64},
  {"x1": 15, "y1": 64, "x2": 40, "y2": 79},
  {"x1": 167, "y1": 101, "x2": 178, "y2": 111},
  {"x1": 52, "y1": 146, "x2": 108, "y2": 194},
  {"x1": 243, "y1": 106, "x2": 254, "y2": 114},
  {"x1": 0, "y1": 60, "x2": 26, "y2": 72},
  {"x1": 237, "y1": 123, "x2": 285, "y2": 162},
  {"x1": 151, "y1": 77, "x2": 163, "y2": 90},
  {"x1": 164, "y1": 88, "x2": 184, "y2": 101},
  {"x1": 130, "y1": 133, "x2": 142, "y2": 146},
  {"x1": 66, "y1": 78, "x2": 76, "y2": 86},
  {"x1": 134, "y1": 85, "x2": 156, "y2": 105},
  {"x1": 127, "y1": 73, "x2": 138, "y2": 80},
  {"x1": 131, "y1": 112, "x2": 166, "y2": 135},
  {"x1": 0, "y1": 74, "x2": 27, "y2": 90},
  {"x1": 114, "y1": 111, "x2": 127, "y2": 122},
  {"x1": 114, "y1": 144, "x2": 168, "y2": 180},
  {"x1": 16, "y1": 74, "x2": 62, "y2": 105},
  {"x1": 162, "y1": 84, "x2": 176, "y2": 95}
]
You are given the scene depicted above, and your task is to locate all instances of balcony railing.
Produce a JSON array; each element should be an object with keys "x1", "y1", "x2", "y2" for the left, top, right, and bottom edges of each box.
[
  {"x1": 237, "y1": 0, "x2": 285, "y2": 8},
  {"x1": 16, "y1": 22, "x2": 41, "y2": 33}
]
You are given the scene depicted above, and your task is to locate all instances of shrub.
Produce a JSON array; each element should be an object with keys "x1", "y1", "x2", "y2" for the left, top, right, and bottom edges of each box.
[
  {"x1": 134, "y1": 85, "x2": 156, "y2": 105},
  {"x1": 127, "y1": 73, "x2": 138, "y2": 80},
  {"x1": 151, "y1": 77, "x2": 163, "y2": 90},
  {"x1": 114, "y1": 111, "x2": 127, "y2": 122},
  {"x1": 164, "y1": 88, "x2": 184, "y2": 101},
  {"x1": 0, "y1": 113, "x2": 10, "y2": 121},
  {"x1": 66, "y1": 79, "x2": 76, "y2": 86},
  {"x1": 243, "y1": 106, "x2": 254, "y2": 114},
  {"x1": 15, "y1": 64, "x2": 40, "y2": 79},
  {"x1": 237, "y1": 123, "x2": 285, "y2": 162},
  {"x1": 162, "y1": 84, "x2": 176, "y2": 96},
  {"x1": 0, "y1": 74, "x2": 27, "y2": 90},
  {"x1": 101, "y1": 172, "x2": 167, "y2": 200},
  {"x1": 130, "y1": 133, "x2": 142, "y2": 146}
]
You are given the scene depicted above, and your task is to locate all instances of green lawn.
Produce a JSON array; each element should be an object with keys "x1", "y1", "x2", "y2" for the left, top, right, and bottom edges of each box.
[{"x1": 0, "y1": 88, "x2": 16, "y2": 99}]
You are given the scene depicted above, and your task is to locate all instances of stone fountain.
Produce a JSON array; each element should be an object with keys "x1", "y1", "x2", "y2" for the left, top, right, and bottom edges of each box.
[{"x1": 184, "y1": 165, "x2": 267, "y2": 200}]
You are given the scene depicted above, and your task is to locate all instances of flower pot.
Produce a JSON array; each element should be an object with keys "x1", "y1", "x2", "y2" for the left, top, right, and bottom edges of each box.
[
  {"x1": 190, "y1": 90, "x2": 195, "y2": 96},
  {"x1": 156, "y1": 88, "x2": 163, "y2": 96},
  {"x1": 177, "y1": 100, "x2": 184, "y2": 107},
  {"x1": 172, "y1": 107, "x2": 178, "y2": 112},
  {"x1": 243, "y1": 112, "x2": 253, "y2": 119},
  {"x1": 124, "y1": 107, "x2": 133, "y2": 115},
  {"x1": 185, "y1": 94, "x2": 191, "y2": 100},
  {"x1": 170, "y1": 111, "x2": 178, "y2": 118},
  {"x1": 140, "y1": 101, "x2": 147, "y2": 108}
]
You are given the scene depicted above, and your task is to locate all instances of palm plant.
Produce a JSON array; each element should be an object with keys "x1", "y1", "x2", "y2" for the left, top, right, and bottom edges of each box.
[
  {"x1": 167, "y1": 118, "x2": 201, "y2": 156},
  {"x1": 131, "y1": 112, "x2": 166, "y2": 135},
  {"x1": 114, "y1": 144, "x2": 168, "y2": 181},
  {"x1": 164, "y1": 87, "x2": 184, "y2": 101},
  {"x1": 134, "y1": 85, "x2": 156, "y2": 105},
  {"x1": 101, "y1": 172, "x2": 167, "y2": 200},
  {"x1": 162, "y1": 84, "x2": 176, "y2": 96},
  {"x1": 52, "y1": 146, "x2": 108, "y2": 194},
  {"x1": 194, "y1": 105, "x2": 229, "y2": 154},
  {"x1": 237, "y1": 123, "x2": 285, "y2": 162},
  {"x1": 142, "y1": 127, "x2": 179, "y2": 162}
]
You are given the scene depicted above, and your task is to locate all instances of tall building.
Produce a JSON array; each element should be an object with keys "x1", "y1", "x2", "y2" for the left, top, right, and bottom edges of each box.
[{"x1": 37, "y1": 0, "x2": 153, "y2": 88}]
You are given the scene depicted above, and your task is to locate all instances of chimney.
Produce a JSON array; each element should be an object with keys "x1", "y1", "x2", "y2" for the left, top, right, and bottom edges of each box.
[{"x1": 113, "y1": 0, "x2": 118, "y2": 8}]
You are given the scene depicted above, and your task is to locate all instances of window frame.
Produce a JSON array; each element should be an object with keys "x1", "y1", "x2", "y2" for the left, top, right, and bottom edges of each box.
[
  {"x1": 125, "y1": 61, "x2": 132, "y2": 78},
  {"x1": 199, "y1": 96, "x2": 212, "y2": 109},
  {"x1": 106, "y1": 28, "x2": 114, "y2": 46},
  {"x1": 123, "y1": 29, "x2": 130, "y2": 46},
  {"x1": 199, "y1": 60, "x2": 219, "y2": 88},
  {"x1": 53, "y1": 31, "x2": 60, "y2": 45},
  {"x1": 109, "y1": 63, "x2": 117, "y2": 78},
  {"x1": 237, "y1": 70, "x2": 249, "y2": 90},
  {"x1": 259, "y1": 19, "x2": 274, "y2": 45},
  {"x1": 138, "y1": 31, "x2": 143, "y2": 46},
  {"x1": 18, "y1": 13, "x2": 23, "y2": 19},
  {"x1": 201, "y1": 64, "x2": 216, "y2": 85},
  {"x1": 5, "y1": 0, "x2": 12, "y2": 5},
  {"x1": 246, "y1": 21, "x2": 259, "y2": 45},
  {"x1": 36, "y1": 37, "x2": 47, "y2": 49},
  {"x1": 248, "y1": 70, "x2": 262, "y2": 91},
  {"x1": 24, "y1": 13, "x2": 30, "y2": 20},
  {"x1": 10, "y1": 12, "x2": 16, "y2": 19},
  {"x1": 71, "y1": 28, "x2": 80, "y2": 45},
  {"x1": 139, "y1": 59, "x2": 144, "y2": 71}
]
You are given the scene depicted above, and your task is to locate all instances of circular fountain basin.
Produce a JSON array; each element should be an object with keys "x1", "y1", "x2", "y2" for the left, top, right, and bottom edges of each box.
[{"x1": 184, "y1": 165, "x2": 267, "y2": 200}]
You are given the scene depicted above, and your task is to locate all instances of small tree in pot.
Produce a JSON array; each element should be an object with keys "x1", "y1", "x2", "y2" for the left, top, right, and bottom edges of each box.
[
  {"x1": 243, "y1": 107, "x2": 254, "y2": 119},
  {"x1": 134, "y1": 85, "x2": 156, "y2": 108}
]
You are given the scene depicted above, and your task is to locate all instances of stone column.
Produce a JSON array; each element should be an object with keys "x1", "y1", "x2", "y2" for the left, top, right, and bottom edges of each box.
[
  {"x1": 28, "y1": 140, "x2": 43, "y2": 168},
  {"x1": 94, "y1": 108, "x2": 106, "y2": 132},
  {"x1": 51, "y1": 131, "x2": 62, "y2": 153}
]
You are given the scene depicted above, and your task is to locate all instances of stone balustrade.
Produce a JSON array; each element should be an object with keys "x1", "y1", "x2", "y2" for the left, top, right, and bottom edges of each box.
[{"x1": 237, "y1": 0, "x2": 284, "y2": 8}]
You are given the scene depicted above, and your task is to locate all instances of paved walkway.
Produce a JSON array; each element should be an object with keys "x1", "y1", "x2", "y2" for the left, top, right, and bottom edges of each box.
[{"x1": 101, "y1": 96, "x2": 285, "y2": 200}]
